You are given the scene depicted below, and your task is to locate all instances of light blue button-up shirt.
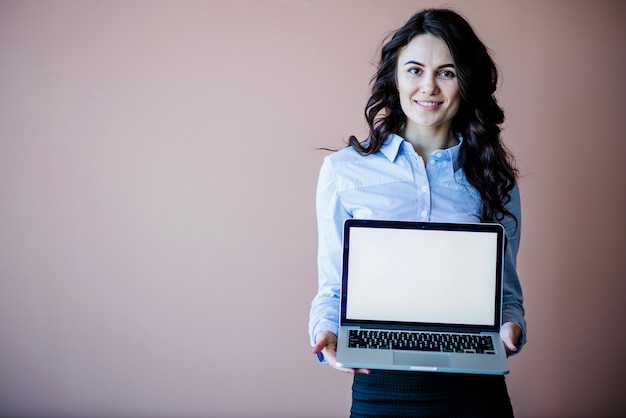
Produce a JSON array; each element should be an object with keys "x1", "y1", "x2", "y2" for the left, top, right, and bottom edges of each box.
[{"x1": 309, "y1": 134, "x2": 526, "y2": 357}]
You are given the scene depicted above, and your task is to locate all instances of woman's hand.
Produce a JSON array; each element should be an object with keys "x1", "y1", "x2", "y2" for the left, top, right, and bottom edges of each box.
[
  {"x1": 500, "y1": 322, "x2": 521, "y2": 356},
  {"x1": 312, "y1": 331, "x2": 370, "y2": 374}
]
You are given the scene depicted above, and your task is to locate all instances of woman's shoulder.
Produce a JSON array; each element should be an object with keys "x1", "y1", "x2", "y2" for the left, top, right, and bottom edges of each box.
[
  {"x1": 324, "y1": 144, "x2": 368, "y2": 164},
  {"x1": 325, "y1": 134, "x2": 402, "y2": 165}
]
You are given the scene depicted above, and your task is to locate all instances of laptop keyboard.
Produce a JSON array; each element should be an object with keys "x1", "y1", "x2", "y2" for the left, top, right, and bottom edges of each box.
[{"x1": 348, "y1": 329, "x2": 496, "y2": 354}]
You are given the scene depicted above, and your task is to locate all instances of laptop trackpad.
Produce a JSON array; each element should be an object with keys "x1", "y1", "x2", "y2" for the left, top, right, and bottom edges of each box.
[{"x1": 393, "y1": 352, "x2": 451, "y2": 368}]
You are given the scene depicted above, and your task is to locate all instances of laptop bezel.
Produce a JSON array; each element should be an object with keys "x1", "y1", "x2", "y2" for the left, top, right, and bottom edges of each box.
[{"x1": 340, "y1": 219, "x2": 505, "y2": 334}]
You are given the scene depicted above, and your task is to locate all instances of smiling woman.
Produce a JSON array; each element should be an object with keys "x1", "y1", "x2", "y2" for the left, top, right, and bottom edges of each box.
[{"x1": 309, "y1": 8, "x2": 525, "y2": 417}]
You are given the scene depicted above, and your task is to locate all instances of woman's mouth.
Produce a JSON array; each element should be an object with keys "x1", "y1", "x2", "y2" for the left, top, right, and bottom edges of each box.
[{"x1": 416, "y1": 100, "x2": 443, "y2": 109}]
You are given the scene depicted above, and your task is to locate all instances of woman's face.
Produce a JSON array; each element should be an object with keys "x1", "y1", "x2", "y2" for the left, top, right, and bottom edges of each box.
[{"x1": 396, "y1": 34, "x2": 461, "y2": 135}]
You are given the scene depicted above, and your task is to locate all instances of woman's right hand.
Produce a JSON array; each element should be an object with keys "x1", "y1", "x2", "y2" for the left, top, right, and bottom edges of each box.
[{"x1": 312, "y1": 331, "x2": 370, "y2": 374}]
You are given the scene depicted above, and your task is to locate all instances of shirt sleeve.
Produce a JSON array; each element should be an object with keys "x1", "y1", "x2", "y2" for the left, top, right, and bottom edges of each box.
[
  {"x1": 308, "y1": 157, "x2": 350, "y2": 362},
  {"x1": 499, "y1": 183, "x2": 527, "y2": 352}
]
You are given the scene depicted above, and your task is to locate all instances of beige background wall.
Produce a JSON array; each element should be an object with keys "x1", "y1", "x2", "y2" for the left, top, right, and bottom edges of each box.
[{"x1": 1, "y1": 1, "x2": 624, "y2": 417}]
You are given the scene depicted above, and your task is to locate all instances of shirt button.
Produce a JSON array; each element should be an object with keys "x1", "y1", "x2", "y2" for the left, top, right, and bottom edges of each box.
[
  {"x1": 420, "y1": 210, "x2": 428, "y2": 218},
  {"x1": 421, "y1": 185, "x2": 428, "y2": 193},
  {"x1": 429, "y1": 159, "x2": 436, "y2": 165}
]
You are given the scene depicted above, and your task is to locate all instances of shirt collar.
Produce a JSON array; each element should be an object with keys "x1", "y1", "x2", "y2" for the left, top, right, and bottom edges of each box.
[
  {"x1": 380, "y1": 133, "x2": 464, "y2": 171},
  {"x1": 380, "y1": 134, "x2": 405, "y2": 162},
  {"x1": 449, "y1": 135, "x2": 462, "y2": 172}
]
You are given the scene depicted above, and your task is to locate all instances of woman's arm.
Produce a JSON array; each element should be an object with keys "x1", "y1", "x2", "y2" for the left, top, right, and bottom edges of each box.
[
  {"x1": 308, "y1": 157, "x2": 350, "y2": 360},
  {"x1": 499, "y1": 183, "x2": 527, "y2": 353}
]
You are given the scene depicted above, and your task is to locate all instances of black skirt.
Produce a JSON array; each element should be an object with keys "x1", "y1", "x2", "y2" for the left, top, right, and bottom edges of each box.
[{"x1": 351, "y1": 370, "x2": 514, "y2": 418}]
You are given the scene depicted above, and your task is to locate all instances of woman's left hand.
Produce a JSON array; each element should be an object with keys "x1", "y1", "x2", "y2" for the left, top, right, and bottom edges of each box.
[{"x1": 500, "y1": 322, "x2": 521, "y2": 356}]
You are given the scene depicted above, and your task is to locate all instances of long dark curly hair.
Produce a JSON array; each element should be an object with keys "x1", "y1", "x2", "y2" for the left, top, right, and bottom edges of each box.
[{"x1": 349, "y1": 8, "x2": 518, "y2": 223}]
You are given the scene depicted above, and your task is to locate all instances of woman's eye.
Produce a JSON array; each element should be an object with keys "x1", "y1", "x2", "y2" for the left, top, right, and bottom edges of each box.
[
  {"x1": 408, "y1": 67, "x2": 422, "y2": 75},
  {"x1": 440, "y1": 70, "x2": 456, "y2": 78}
]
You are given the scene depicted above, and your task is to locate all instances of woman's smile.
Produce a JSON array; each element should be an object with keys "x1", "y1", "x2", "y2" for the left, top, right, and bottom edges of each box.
[{"x1": 415, "y1": 100, "x2": 443, "y2": 109}]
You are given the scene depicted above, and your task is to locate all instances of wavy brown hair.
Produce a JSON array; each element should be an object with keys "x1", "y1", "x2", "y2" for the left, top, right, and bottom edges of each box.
[{"x1": 350, "y1": 8, "x2": 518, "y2": 224}]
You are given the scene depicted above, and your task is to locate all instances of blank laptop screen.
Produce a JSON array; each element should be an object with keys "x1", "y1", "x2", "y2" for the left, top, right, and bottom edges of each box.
[{"x1": 345, "y1": 226, "x2": 498, "y2": 326}]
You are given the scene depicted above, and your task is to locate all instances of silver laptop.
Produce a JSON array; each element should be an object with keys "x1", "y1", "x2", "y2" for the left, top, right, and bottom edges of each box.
[{"x1": 335, "y1": 219, "x2": 509, "y2": 375}]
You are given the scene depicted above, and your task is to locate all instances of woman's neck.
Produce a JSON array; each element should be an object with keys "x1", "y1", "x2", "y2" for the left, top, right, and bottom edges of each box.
[{"x1": 402, "y1": 124, "x2": 458, "y2": 162}]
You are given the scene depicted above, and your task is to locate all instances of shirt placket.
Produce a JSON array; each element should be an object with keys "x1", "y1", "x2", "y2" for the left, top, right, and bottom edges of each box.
[
  {"x1": 406, "y1": 147, "x2": 431, "y2": 221},
  {"x1": 425, "y1": 150, "x2": 448, "y2": 219}
]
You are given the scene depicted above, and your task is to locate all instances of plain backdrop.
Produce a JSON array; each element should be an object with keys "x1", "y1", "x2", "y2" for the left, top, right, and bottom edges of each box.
[{"x1": 1, "y1": 1, "x2": 624, "y2": 417}]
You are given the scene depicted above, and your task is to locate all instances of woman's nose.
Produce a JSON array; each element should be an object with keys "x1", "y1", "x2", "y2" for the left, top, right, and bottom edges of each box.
[{"x1": 420, "y1": 75, "x2": 440, "y2": 95}]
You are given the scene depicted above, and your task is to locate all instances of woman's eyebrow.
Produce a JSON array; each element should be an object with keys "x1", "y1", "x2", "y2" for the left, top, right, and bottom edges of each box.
[{"x1": 403, "y1": 60, "x2": 455, "y2": 68}]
